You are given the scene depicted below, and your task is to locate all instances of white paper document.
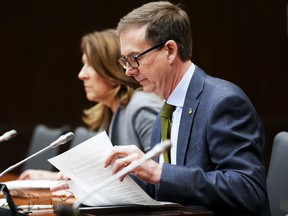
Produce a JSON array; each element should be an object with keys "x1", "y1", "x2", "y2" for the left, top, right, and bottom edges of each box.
[
  {"x1": 48, "y1": 131, "x2": 159, "y2": 206},
  {"x1": 2, "y1": 180, "x2": 57, "y2": 190}
]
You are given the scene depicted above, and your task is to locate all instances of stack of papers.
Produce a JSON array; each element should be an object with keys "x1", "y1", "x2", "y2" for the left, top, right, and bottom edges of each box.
[{"x1": 48, "y1": 131, "x2": 160, "y2": 207}]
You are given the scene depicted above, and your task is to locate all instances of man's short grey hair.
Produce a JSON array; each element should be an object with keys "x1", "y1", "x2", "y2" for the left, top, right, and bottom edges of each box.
[{"x1": 117, "y1": 1, "x2": 193, "y2": 61}]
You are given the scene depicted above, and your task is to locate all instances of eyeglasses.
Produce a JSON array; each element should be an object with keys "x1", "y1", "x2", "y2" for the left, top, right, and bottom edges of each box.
[{"x1": 118, "y1": 42, "x2": 165, "y2": 69}]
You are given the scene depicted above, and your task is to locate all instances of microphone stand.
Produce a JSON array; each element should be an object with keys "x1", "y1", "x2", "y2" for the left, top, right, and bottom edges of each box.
[
  {"x1": 0, "y1": 132, "x2": 74, "y2": 178},
  {"x1": 0, "y1": 132, "x2": 74, "y2": 216}
]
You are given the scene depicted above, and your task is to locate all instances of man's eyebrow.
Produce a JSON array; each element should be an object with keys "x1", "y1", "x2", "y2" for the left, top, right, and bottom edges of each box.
[
  {"x1": 121, "y1": 52, "x2": 136, "y2": 58},
  {"x1": 122, "y1": 48, "x2": 141, "y2": 57}
]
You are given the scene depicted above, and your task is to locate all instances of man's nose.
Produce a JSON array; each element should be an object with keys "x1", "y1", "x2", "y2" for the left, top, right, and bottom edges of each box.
[{"x1": 125, "y1": 65, "x2": 138, "y2": 77}]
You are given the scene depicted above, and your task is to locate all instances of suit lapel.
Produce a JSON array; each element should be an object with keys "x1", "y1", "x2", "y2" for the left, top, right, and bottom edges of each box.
[{"x1": 177, "y1": 66, "x2": 206, "y2": 165}]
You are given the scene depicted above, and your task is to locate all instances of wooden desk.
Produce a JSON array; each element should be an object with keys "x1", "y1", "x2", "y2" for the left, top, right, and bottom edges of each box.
[
  {"x1": 1, "y1": 174, "x2": 213, "y2": 216},
  {"x1": 1, "y1": 173, "x2": 65, "y2": 216}
]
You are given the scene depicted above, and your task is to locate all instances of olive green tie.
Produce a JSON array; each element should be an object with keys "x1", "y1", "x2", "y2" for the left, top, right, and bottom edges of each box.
[{"x1": 160, "y1": 102, "x2": 175, "y2": 163}]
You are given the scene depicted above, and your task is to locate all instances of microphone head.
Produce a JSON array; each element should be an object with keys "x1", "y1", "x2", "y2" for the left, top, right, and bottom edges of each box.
[
  {"x1": 161, "y1": 139, "x2": 172, "y2": 150},
  {"x1": 6, "y1": 129, "x2": 17, "y2": 139},
  {"x1": 153, "y1": 140, "x2": 171, "y2": 154},
  {"x1": 49, "y1": 132, "x2": 74, "y2": 148},
  {"x1": 58, "y1": 132, "x2": 74, "y2": 145},
  {"x1": 0, "y1": 129, "x2": 17, "y2": 142}
]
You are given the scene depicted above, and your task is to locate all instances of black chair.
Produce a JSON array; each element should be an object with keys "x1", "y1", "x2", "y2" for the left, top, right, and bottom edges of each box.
[
  {"x1": 20, "y1": 124, "x2": 71, "y2": 172},
  {"x1": 267, "y1": 131, "x2": 288, "y2": 216},
  {"x1": 69, "y1": 126, "x2": 97, "y2": 148}
]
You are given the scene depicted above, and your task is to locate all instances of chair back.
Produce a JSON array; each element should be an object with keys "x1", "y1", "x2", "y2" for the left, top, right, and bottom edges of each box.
[
  {"x1": 267, "y1": 131, "x2": 288, "y2": 216},
  {"x1": 21, "y1": 124, "x2": 71, "y2": 172},
  {"x1": 69, "y1": 126, "x2": 97, "y2": 148}
]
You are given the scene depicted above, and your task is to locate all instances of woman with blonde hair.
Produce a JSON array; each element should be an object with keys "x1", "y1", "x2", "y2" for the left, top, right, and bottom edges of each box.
[{"x1": 79, "y1": 28, "x2": 162, "y2": 152}]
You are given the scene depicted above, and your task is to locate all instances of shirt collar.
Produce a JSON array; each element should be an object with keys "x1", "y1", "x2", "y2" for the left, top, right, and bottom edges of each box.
[{"x1": 167, "y1": 63, "x2": 195, "y2": 108}]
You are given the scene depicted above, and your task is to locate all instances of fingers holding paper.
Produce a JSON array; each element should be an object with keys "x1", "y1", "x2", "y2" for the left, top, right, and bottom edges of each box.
[
  {"x1": 56, "y1": 172, "x2": 70, "y2": 181},
  {"x1": 50, "y1": 172, "x2": 70, "y2": 193},
  {"x1": 104, "y1": 145, "x2": 162, "y2": 184}
]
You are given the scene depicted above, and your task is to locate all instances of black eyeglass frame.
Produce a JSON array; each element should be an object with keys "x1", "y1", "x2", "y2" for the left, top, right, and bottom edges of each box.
[{"x1": 118, "y1": 42, "x2": 166, "y2": 69}]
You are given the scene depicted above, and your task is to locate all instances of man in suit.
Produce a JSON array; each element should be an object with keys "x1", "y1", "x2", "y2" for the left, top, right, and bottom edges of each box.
[{"x1": 104, "y1": 1, "x2": 270, "y2": 215}]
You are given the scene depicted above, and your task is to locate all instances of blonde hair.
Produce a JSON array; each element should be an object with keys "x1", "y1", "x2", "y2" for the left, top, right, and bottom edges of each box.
[{"x1": 81, "y1": 29, "x2": 141, "y2": 131}]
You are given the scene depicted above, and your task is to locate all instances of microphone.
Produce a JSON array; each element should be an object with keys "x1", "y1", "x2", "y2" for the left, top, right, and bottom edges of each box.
[
  {"x1": 0, "y1": 129, "x2": 17, "y2": 143},
  {"x1": 0, "y1": 132, "x2": 74, "y2": 178},
  {"x1": 72, "y1": 139, "x2": 171, "y2": 209}
]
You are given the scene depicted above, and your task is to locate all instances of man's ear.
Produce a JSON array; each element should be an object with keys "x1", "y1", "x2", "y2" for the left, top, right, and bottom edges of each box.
[{"x1": 165, "y1": 40, "x2": 178, "y2": 63}]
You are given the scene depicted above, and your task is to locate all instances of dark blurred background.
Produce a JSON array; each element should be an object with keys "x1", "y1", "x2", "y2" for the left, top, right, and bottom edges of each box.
[{"x1": 0, "y1": 0, "x2": 287, "y2": 174}]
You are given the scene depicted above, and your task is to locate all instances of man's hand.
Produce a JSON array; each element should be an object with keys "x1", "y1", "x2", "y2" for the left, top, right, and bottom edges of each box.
[
  {"x1": 104, "y1": 145, "x2": 162, "y2": 183},
  {"x1": 50, "y1": 172, "x2": 70, "y2": 193}
]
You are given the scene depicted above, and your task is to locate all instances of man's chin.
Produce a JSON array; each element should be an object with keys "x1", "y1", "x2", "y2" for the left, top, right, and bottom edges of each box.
[{"x1": 142, "y1": 85, "x2": 155, "y2": 93}]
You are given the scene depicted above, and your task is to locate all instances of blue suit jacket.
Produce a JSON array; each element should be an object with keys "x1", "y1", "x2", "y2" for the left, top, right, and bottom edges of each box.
[{"x1": 149, "y1": 66, "x2": 270, "y2": 216}]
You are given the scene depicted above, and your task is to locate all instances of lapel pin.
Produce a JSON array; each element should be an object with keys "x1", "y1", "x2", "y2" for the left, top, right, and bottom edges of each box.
[{"x1": 188, "y1": 108, "x2": 193, "y2": 115}]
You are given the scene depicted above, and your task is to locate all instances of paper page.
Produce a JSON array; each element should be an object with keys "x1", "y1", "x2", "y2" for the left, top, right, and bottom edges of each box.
[
  {"x1": 48, "y1": 131, "x2": 159, "y2": 206},
  {"x1": 3, "y1": 180, "x2": 57, "y2": 190},
  {"x1": 0, "y1": 198, "x2": 7, "y2": 206}
]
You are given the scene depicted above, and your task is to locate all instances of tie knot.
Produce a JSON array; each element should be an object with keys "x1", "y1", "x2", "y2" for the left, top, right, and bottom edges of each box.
[{"x1": 161, "y1": 102, "x2": 175, "y2": 119}]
